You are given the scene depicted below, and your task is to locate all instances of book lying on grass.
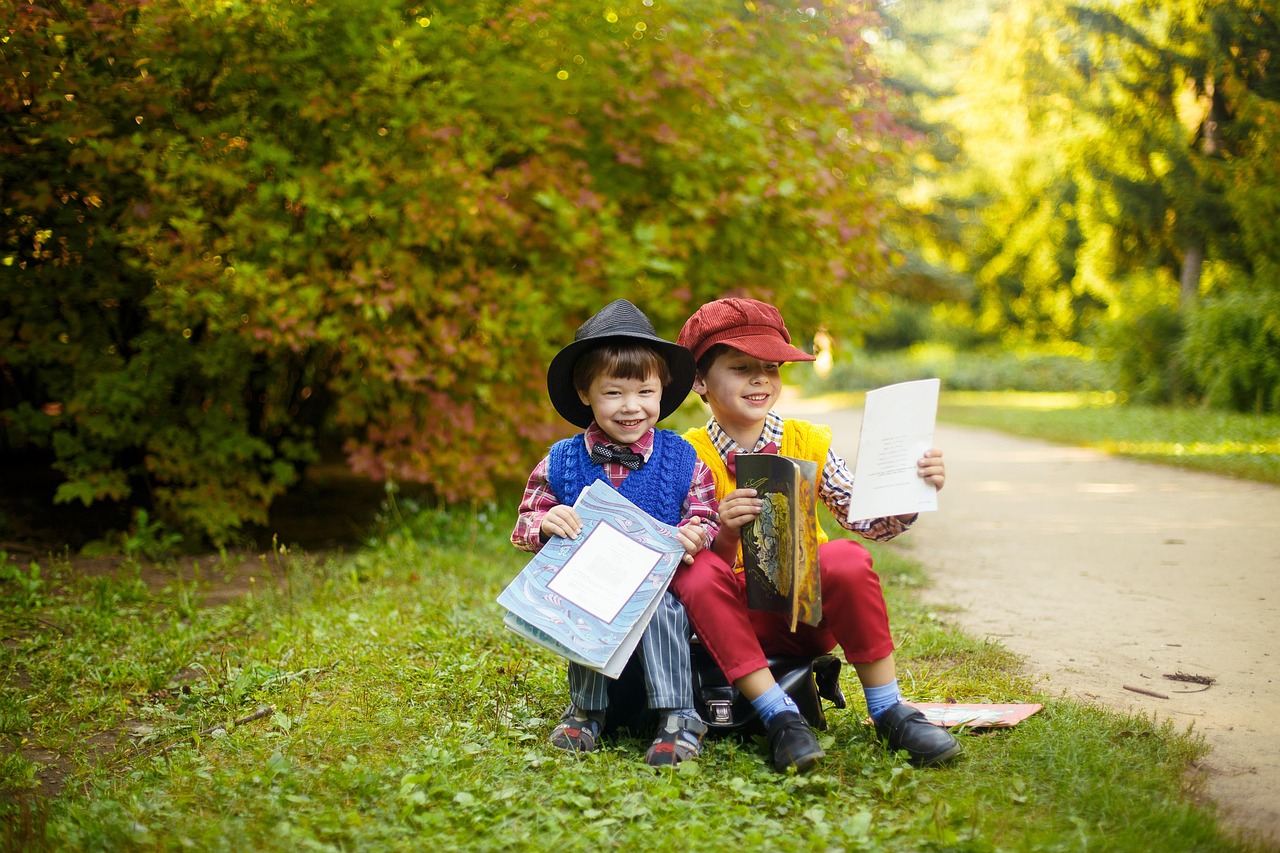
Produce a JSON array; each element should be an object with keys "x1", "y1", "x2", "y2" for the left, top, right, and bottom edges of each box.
[
  {"x1": 735, "y1": 453, "x2": 822, "y2": 631},
  {"x1": 904, "y1": 702, "x2": 1043, "y2": 729},
  {"x1": 846, "y1": 378, "x2": 941, "y2": 522},
  {"x1": 496, "y1": 479, "x2": 686, "y2": 679}
]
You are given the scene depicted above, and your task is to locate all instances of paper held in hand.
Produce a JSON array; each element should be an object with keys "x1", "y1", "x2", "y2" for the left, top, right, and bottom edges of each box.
[
  {"x1": 496, "y1": 479, "x2": 687, "y2": 679},
  {"x1": 846, "y1": 378, "x2": 941, "y2": 522}
]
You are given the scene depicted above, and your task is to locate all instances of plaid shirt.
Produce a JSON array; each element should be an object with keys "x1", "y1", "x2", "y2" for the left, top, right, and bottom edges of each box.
[
  {"x1": 703, "y1": 410, "x2": 912, "y2": 542},
  {"x1": 511, "y1": 424, "x2": 721, "y2": 553}
]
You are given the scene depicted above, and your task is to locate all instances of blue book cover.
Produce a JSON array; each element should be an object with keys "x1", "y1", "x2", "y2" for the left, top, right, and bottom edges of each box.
[{"x1": 497, "y1": 479, "x2": 686, "y2": 678}]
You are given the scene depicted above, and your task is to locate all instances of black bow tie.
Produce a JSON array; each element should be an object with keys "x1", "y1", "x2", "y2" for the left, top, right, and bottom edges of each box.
[{"x1": 589, "y1": 443, "x2": 644, "y2": 471}]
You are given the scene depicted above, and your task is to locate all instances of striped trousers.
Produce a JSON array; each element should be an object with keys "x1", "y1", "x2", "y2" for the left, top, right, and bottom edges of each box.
[{"x1": 568, "y1": 590, "x2": 693, "y2": 712}]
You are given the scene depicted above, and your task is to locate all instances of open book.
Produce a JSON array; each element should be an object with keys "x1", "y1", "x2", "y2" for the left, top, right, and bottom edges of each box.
[
  {"x1": 735, "y1": 453, "x2": 822, "y2": 631},
  {"x1": 496, "y1": 479, "x2": 687, "y2": 679}
]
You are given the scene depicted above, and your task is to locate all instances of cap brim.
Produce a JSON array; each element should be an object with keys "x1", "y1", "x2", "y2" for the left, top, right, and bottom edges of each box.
[{"x1": 547, "y1": 334, "x2": 696, "y2": 429}]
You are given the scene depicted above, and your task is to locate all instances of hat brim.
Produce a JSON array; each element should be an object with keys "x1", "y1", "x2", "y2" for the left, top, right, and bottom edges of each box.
[
  {"x1": 702, "y1": 333, "x2": 816, "y2": 364},
  {"x1": 547, "y1": 334, "x2": 696, "y2": 429}
]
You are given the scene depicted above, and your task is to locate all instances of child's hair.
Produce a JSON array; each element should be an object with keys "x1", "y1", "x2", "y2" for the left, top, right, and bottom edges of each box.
[
  {"x1": 694, "y1": 343, "x2": 733, "y2": 379},
  {"x1": 573, "y1": 343, "x2": 672, "y2": 396}
]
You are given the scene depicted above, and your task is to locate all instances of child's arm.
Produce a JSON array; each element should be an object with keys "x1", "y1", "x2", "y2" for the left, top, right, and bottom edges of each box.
[
  {"x1": 676, "y1": 459, "x2": 721, "y2": 564},
  {"x1": 821, "y1": 447, "x2": 946, "y2": 540},
  {"x1": 511, "y1": 456, "x2": 575, "y2": 552},
  {"x1": 710, "y1": 487, "x2": 762, "y2": 564}
]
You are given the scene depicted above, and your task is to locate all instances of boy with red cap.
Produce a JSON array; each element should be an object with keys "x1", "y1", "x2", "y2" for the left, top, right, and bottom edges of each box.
[
  {"x1": 672, "y1": 297, "x2": 959, "y2": 772},
  {"x1": 512, "y1": 299, "x2": 719, "y2": 766}
]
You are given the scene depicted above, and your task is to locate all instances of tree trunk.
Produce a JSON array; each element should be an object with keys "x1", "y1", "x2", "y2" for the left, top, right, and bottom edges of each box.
[{"x1": 1180, "y1": 242, "x2": 1203, "y2": 307}]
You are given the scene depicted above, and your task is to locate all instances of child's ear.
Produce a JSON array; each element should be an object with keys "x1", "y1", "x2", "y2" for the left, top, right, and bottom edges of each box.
[
  {"x1": 691, "y1": 373, "x2": 708, "y2": 395},
  {"x1": 577, "y1": 388, "x2": 591, "y2": 405}
]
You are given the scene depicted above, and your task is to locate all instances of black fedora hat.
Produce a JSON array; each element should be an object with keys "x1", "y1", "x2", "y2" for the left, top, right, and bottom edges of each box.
[{"x1": 546, "y1": 299, "x2": 695, "y2": 429}]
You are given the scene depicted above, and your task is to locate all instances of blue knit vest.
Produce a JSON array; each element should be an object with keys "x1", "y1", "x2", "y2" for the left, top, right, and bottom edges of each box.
[{"x1": 547, "y1": 429, "x2": 696, "y2": 526}]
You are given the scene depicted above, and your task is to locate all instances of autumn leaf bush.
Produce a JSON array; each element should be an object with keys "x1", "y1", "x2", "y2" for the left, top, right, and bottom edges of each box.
[{"x1": 1, "y1": 0, "x2": 904, "y2": 543}]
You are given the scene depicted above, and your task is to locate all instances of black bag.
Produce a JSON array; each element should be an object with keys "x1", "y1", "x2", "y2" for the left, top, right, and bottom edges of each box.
[{"x1": 604, "y1": 639, "x2": 846, "y2": 738}]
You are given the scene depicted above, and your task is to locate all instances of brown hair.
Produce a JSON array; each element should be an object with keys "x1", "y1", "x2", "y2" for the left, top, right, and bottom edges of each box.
[{"x1": 573, "y1": 343, "x2": 672, "y2": 396}]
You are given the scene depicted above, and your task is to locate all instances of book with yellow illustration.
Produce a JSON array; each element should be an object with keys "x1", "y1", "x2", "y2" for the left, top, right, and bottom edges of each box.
[{"x1": 735, "y1": 453, "x2": 822, "y2": 631}]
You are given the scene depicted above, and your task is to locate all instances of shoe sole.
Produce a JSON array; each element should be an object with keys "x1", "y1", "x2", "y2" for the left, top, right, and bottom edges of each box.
[
  {"x1": 777, "y1": 746, "x2": 825, "y2": 774},
  {"x1": 914, "y1": 742, "x2": 962, "y2": 768}
]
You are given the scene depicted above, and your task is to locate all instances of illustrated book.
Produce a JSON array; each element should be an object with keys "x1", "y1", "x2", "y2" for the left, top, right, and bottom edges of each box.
[
  {"x1": 735, "y1": 452, "x2": 822, "y2": 631},
  {"x1": 496, "y1": 479, "x2": 687, "y2": 679},
  {"x1": 904, "y1": 702, "x2": 1043, "y2": 729}
]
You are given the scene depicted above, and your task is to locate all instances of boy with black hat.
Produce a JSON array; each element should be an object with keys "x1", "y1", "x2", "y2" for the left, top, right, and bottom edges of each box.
[
  {"x1": 511, "y1": 299, "x2": 719, "y2": 766},
  {"x1": 671, "y1": 297, "x2": 960, "y2": 773}
]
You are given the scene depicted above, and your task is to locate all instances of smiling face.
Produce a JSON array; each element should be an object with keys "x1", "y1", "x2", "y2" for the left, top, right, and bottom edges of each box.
[
  {"x1": 577, "y1": 371, "x2": 664, "y2": 446},
  {"x1": 692, "y1": 347, "x2": 782, "y2": 448}
]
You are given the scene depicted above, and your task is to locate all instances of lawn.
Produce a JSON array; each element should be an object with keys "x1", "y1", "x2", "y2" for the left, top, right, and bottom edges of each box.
[{"x1": 1, "y1": 486, "x2": 1259, "y2": 852}]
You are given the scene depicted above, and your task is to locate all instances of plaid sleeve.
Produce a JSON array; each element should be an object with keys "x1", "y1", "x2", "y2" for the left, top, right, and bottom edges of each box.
[
  {"x1": 510, "y1": 456, "x2": 558, "y2": 553},
  {"x1": 819, "y1": 448, "x2": 914, "y2": 542},
  {"x1": 678, "y1": 458, "x2": 721, "y2": 549}
]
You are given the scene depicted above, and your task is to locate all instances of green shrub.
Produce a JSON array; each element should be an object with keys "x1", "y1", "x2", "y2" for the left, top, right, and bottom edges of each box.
[
  {"x1": 1095, "y1": 302, "x2": 1193, "y2": 404},
  {"x1": 1181, "y1": 288, "x2": 1280, "y2": 414},
  {"x1": 804, "y1": 344, "x2": 1108, "y2": 394}
]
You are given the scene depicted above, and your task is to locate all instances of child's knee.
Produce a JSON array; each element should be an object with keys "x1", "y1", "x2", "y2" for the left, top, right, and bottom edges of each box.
[{"x1": 671, "y1": 550, "x2": 735, "y2": 599}]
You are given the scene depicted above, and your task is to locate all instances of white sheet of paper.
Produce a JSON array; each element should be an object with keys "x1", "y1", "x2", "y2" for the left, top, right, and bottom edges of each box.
[
  {"x1": 547, "y1": 521, "x2": 663, "y2": 623},
  {"x1": 846, "y1": 378, "x2": 940, "y2": 522}
]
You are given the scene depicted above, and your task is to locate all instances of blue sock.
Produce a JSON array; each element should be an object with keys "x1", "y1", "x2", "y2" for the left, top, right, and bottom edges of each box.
[
  {"x1": 751, "y1": 684, "x2": 799, "y2": 725},
  {"x1": 864, "y1": 680, "x2": 902, "y2": 721}
]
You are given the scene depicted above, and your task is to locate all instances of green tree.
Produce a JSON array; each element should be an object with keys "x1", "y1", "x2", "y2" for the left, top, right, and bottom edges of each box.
[{"x1": 2, "y1": 0, "x2": 905, "y2": 541}]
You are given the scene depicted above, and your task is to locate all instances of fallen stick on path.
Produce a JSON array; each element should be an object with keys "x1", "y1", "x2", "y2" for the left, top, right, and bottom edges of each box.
[
  {"x1": 1123, "y1": 684, "x2": 1169, "y2": 699},
  {"x1": 1163, "y1": 671, "x2": 1215, "y2": 686}
]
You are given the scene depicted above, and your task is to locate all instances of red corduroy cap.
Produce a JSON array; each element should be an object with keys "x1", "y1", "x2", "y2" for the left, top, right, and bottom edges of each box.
[{"x1": 677, "y1": 298, "x2": 816, "y2": 364}]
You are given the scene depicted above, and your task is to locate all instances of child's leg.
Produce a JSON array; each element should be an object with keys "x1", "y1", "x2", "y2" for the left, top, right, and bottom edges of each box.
[
  {"x1": 670, "y1": 550, "x2": 772, "y2": 684},
  {"x1": 638, "y1": 592, "x2": 706, "y2": 766},
  {"x1": 637, "y1": 591, "x2": 694, "y2": 709},
  {"x1": 811, "y1": 539, "x2": 895, "y2": 669},
  {"x1": 549, "y1": 663, "x2": 609, "y2": 752},
  {"x1": 672, "y1": 550, "x2": 823, "y2": 772},
  {"x1": 816, "y1": 538, "x2": 959, "y2": 767}
]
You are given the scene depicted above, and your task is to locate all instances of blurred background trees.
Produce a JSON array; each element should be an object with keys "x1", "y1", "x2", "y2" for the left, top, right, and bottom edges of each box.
[{"x1": 2, "y1": 0, "x2": 1276, "y2": 544}]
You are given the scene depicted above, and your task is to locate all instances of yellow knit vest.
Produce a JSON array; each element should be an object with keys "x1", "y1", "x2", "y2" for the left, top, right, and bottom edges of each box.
[{"x1": 685, "y1": 419, "x2": 832, "y2": 570}]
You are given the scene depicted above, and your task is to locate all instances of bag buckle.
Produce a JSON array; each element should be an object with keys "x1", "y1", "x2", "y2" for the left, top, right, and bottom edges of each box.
[{"x1": 706, "y1": 699, "x2": 734, "y2": 725}]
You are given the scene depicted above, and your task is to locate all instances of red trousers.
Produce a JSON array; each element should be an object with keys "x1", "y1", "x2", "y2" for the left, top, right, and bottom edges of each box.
[{"x1": 670, "y1": 538, "x2": 896, "y2": 684}]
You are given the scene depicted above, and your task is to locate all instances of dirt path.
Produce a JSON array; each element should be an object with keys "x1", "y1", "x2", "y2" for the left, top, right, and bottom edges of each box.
[{"x1": 785, "y1": 397, "x2": 1280, "y2": 848}]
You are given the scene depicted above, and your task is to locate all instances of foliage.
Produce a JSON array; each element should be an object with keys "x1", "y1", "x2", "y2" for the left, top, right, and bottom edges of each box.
[
  {"x1": 1181, "y1": 285, "x2": 1280, "y2": 414},
  {"x1": 1, "y1": 0, "x2": 904, "y2": 543},
  {"x1": 0, "y1": 508, "x2": 1249, "y2": 852},
  {"x1": 803, "y1": 342, "x2": 1109, "y2": 394},
  {"x1": 938, "y1": 391, "x2": 1280, "y2": 485},
  {"x1": 1095, "y1": 299, "x2": 1192, "y2": 405},
  {"x1": 873, "y1": 0, "x2": 1280, "y2": 413}
]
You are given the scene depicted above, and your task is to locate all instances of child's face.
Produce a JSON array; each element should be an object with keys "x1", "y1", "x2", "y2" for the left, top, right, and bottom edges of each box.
[
  {"x1": 692, "y1": 349, "x2": 782, "y2": 433},
  {"x1": 577, "y1": 370, "x2": 663, "y2": 446}
]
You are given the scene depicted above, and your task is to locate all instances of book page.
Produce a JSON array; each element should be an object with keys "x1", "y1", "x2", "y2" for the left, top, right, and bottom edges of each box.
[
  {"x1": 546, "y1": 521, "x2": 663, "y2": 623},
  {"x1": 847, "y1": 378, "x2": 940, "y2": 521}
]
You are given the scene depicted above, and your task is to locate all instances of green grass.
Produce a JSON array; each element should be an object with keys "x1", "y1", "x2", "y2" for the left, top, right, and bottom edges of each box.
[
  {"x1": 936, "y1": 392, "x2": 1280, "y2": 486},
  {"x1": 0, "y1": 496, "x2": 1260, "y2": 852}
]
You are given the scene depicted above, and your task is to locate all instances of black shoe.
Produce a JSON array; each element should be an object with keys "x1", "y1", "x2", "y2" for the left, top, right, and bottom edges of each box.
[
  {"x1": 874, "y1": 703, "x2": 961, "y2": 767},
  {"x1": 764, "y1": 710, "x2": 825, "y2": 773}
]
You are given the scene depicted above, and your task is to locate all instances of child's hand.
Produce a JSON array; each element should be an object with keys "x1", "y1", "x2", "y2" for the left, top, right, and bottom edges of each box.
[
  {"x1": 541, "y1": 505, "x2": 583, "y2": 540},
  {"x1": 676, "y1": 517, "x2": 706, "y2": 564},
  {"x1": 718, "y1": 488, "x2": 763, "y2": 532},
  {"x1": 918, "y1": 448, "x2": 945, "y2": 491}
]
